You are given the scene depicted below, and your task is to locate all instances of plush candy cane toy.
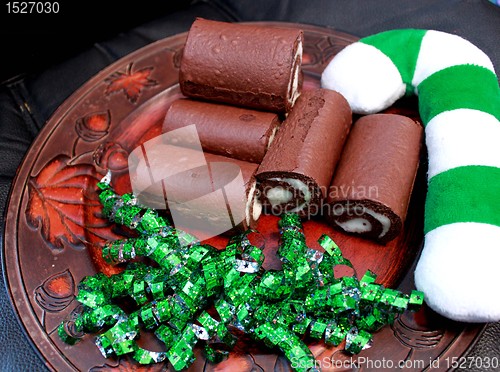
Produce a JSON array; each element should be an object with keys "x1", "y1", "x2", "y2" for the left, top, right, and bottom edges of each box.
[{"x1": 321, "y1": 29, "x2": 500, "y2": 323}]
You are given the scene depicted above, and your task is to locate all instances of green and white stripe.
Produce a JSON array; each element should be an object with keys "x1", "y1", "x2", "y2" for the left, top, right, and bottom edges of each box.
[{"x1": 322, "y1": 29, "x2": 500, "y2": 322}]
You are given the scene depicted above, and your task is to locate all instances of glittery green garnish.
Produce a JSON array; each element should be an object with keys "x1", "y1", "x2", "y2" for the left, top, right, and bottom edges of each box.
[{"x1": 58, "y1": 178, "x2": 424, "y2": 371}]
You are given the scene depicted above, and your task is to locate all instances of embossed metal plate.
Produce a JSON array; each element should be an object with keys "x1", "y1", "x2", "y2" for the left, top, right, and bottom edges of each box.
[{"x1": 3, "y1": 23, "x2": 483, "y2": 371}]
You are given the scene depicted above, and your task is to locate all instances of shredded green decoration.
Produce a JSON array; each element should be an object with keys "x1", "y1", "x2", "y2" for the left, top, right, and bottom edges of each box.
[{"x1": 58, "y1": 174, "x2": 424, "y2": 371}]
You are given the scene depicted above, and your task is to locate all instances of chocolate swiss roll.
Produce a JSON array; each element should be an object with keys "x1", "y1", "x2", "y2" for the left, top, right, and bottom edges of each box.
[
  {"x1": 129, "y1": 143, "x2": 262, "y2": 235},
  {"x1": 326, "y1": 114, "x2": 423, "y2": 244},
  {"x1": 256, "y1": 88, "x2": 352, "y2": 217},
  {"x1": 179, "y1": 18, "x2": 304, "y2": 113},
  {"x1": 163, "y1": 99, "x2": 281, "y2": 163}
]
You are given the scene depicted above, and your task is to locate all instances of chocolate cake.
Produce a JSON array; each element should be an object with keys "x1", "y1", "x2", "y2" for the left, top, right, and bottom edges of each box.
[
  {"x1": 256, "y1": 88, "x2": 352, "y2": 217},
  {"x1": 163, "y1": 99, "x2": 281, "y2": 163},
  {"x1": 325, "y1": 114, "x2": 423, "y2": 243},
  {"x1": 129, "y1": 143, "x2": 261, "y2": 234},
  {"x1": 179, "y1": 18, "x2": 304, "y2": 113}
]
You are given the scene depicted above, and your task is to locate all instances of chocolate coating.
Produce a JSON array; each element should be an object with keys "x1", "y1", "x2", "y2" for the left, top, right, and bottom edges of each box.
[
  {"x1": 326, "y1": 114, "x2": 423, "y2": 244},
  {"x1": 163, "y1": 99, "x2": 281, "y2": 163},
  {"x1": 130, "y1": 144, "x2": 260, "y2": 232},
  {"x1": 256, "y1": 88, "x2": 352, "y2": 216},
  {"x1": 179, "y1": 18, "x2": 304, "y2": 113}
]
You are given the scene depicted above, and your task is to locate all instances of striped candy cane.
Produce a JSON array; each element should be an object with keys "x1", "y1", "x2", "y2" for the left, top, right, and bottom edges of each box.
[{"x1": 321, "y1": 29, "x2": 500, "y2": 322}]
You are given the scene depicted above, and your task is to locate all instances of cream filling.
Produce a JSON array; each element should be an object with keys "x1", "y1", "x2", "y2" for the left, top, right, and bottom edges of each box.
[
  {"x1": 287, "y1": 39, "x2": 303, "y2": 106},
  {"x1": 366, "y1": 208, "x2": 391, "y2": 238},
  {"x1": 266, "y1": 187, "x2": 293, "y2": 207},
  {"x1": 266, "y1": 126, "x2": 278, "y2": 150},
  {"x1": 267, "y1": 177, "x2": 311, "y2": 212},
  {"x1": 334, "y1": 205, "x2": 391, "y2": 238},
  {"x1": 246, "y1": 181, "x2": 262, "y2": 226},
  {"x1": 335, "y1": 218, "x2": 372, "y2": 234}
]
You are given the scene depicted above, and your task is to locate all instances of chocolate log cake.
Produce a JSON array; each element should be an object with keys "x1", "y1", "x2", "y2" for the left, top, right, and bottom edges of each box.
[
  {"x1": 129, "y1": 143, "x2": 262, "y2": 233},
  {"x1": 163, "y1": 99, "x2": 280, "y2": 163},
  {"x1": 325, "y1": 114, "x2": 423, "y2": 244},
  {"x1": 256, "y1": 88, "x2": 352, "y2": 217},
  {"x1": 179, "y1": 18, "x2": 304, "y2": 113}
]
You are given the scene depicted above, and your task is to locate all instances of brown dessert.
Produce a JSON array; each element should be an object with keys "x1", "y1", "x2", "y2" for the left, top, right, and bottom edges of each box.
[
  {"x1": 179, "y1": 18, "x2": 303, "y2": 113},
  {"x1": 163, "y1": 99, "x2": 281, "y2": 163},
  {"x1": 256, "y1": 88, "x2": 352, "y2": 217},
  {"x1": 325, "y1": 114, "x2": 422, "y2": 243}
]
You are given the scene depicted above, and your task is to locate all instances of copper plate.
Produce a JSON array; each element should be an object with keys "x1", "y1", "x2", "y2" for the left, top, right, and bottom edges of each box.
[{"x1": 3, "y1": 23, "x2": 484, "y2": 371}]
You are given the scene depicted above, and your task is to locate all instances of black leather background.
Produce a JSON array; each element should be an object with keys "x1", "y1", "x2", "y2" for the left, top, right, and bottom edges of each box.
[{"x1": 1, "y1": 1, "x2": 499, "y2": 371}]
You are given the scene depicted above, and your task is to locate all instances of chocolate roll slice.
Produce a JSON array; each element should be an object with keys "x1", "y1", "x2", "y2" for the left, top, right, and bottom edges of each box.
[
  {"x1": 129, "y1": 144, "x2": 262, "y2": 235},
  {"x1": 163, "y1": 99, "x2": 281, "y2": 163},
  {"x1": 326, "y1": 114, "x2": 423, "y2": 244},
  {"x1": 256, "y1": 88, "x2": 352, "y2": 216},
  {"x1": 179, "y1": 18, "x2": 303, "y2": 113}
]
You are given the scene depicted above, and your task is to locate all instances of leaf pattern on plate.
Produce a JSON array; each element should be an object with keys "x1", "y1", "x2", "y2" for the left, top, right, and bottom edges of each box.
[
  {"x1": 58, "y1": 304, "x2": 86, "y2": 340},
  {"x1": 392, "y1": 312, "x2": 444, "y2": 349},
  {"x1": 105, "y1": 62, "x2": 158, "y2": 103},
  {"x1": 34, "y1": 269, "x2": 75, "y2": 312},
  {"x1": 93, "y1": 142, "x2": 129, "y2": 172},
  {"x1": 90, "y1": 357, "x2": 172, "y2": 371},
  {"x1": 391, "y1": 311, "x2": 445, "y2": 367},
  {"x1": 25, "y1": 155, "x2": 117, "y2": 251},
  {"x1": 75, "y1": 110, "x2": 111, "y2": 142}
]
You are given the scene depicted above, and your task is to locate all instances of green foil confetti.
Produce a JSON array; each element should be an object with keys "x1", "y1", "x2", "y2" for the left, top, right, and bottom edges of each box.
[
  {"x1": 204, "y1": 344, "x2": 229, "y2": 364},
  {"x1": 58, "y1": 175, "x2": 425, "y2": 371}
]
